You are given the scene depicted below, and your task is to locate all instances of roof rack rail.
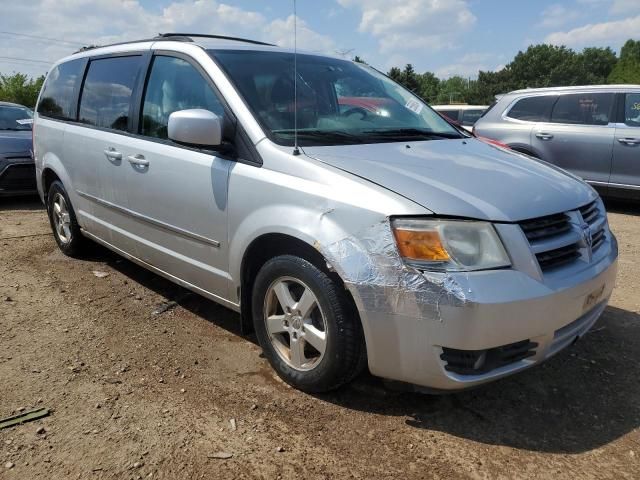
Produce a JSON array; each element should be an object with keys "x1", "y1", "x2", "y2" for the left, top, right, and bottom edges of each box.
[
  {"x1": 71, "y1": 33, "x2": 275, "y2": 55},
  {"x1": 155, "y1": 33, "x2": 275, "y2": 46}
]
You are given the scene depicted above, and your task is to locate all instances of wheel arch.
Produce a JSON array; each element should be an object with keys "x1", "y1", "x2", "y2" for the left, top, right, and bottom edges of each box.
[
  {"x1": 508, "y1": 144, "x2": 541, "y2": 159},
  {"x1": 42, "y1": 167, "x2": 62, "y2": 200},
  {"x1": 238, "y1": 232, "x2": 362, "y2": 341}
]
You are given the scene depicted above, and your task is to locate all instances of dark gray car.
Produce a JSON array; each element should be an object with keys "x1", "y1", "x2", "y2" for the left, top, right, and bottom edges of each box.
[
  {"x1": 0, "y1": 101, "x2": 36, "y2": 196},
  {"x1": 474, "y1": 85, "x2": 640, "y2": 199}
]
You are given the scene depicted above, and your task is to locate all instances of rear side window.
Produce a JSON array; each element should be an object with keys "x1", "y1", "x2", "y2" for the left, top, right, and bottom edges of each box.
[
  {"x1": 623, "y1": 93, "x2": 640, "y2": 127},
  {"x1": 461, "y1": 109, "x2": 485, "y2": 126},
  {"x1": 79, "y1": 56, "x2": 142, "y2": 131},
  {"x1": 506, "y1": 95, "x2": 557, "y2": 122},
  {"x1": 439, "y1": 109, "x2": 459, "y2": 121},
  {"x1": 551, "y1": 92, "x2": 613, "y2": 126},
  {"x1": 37, "y1": 59, "x2": 84, "y2": 120},
  {"x1": 141, "y1": 56, "x2": 224, "y2": 139}
]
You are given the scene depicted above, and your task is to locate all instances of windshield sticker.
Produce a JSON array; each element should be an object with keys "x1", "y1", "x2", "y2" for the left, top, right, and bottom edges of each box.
[
  {"x1": 16, "y1": 119, "x2": 33, "y2": 125},
  {"x1": 405, "y1": 98, "x2": 423, "y2": 115}
]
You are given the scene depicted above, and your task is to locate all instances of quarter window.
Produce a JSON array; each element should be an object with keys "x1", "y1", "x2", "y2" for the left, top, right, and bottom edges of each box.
[
  {"x1": 78, "y1": 56, "x2": 142, "y2": 131},
  {"x1": 141, "y1": 56, "x2": 224, "y2": 139},
  {"x1": 507, "y1": 96, "x2": 557, "y2": 122},
  {"x1": 37, "y1": 59, "x2": 85, "y2": 120},
  {"x1": 624, "y1": 93, "x2": 640, "y2": 127},
  {"x1": 550, "y1": 93, "x2": 613, "y2": 126}
]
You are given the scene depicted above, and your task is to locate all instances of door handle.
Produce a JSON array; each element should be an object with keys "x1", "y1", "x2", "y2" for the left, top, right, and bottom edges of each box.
[
  {"x1": 617, "y1": 137, "x2": 640, "y2": 146},
  {"x1": 535, "y1": 132, "x2": 554, "y2": 141},
  {"x1": 104, "y1": 148, "x2": 122, "y2": 161},
  {"x1": 127, "y1": 154, "x2": 149, "y2": 167}
]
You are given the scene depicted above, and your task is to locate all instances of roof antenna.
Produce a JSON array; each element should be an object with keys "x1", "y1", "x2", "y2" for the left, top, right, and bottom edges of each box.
[{"x1": 292, "y1": 0, "x2": 300, "y2": 156}]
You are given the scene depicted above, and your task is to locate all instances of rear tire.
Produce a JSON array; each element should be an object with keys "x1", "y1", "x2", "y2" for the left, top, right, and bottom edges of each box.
[
  {"x1": 252, "y1": 255, "x2": 366, "y2": 393},
  {"x1": 46, "y1": 180, "x2": 86, "y2": 257}
]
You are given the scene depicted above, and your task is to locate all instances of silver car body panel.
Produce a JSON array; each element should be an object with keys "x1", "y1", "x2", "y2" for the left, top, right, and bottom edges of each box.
[
  {"x1": 34, "y1": 40, "x2": 619, "y2": 390},
  {"x1": 475, "y1": 85, "x2": 640, "y2": 195},
  {"x1": 303, "y1": 139, "x2": 596, "y2": 222}
]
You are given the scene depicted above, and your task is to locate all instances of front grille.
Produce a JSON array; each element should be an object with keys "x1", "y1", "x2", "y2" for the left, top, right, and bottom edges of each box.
[
  {"x1": 441, "y1": 339, "x2": 538, "y2": 375},
  {"x1": 0, "y1": 163, "x2": 36, "y2": 191},
  {"x1": 536, "y1": 242, "x2": 582, "y2": 270},
  {"x1": 520, "y1": 212, "x2": 571, "y2": 242},
  {"x1": 579, "y1": 201, "x2": 599, "y2": 225},
  {"x1": 520, "y1": 200, "x2": 608, "y2": 273}
]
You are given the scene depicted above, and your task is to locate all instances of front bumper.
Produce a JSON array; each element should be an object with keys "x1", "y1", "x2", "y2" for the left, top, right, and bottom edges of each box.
[
  {"x1": 0, "y1": 153, "x2": 37, "y2": 196},
  {"x1": 353, "y1": 234, "x2": 618, "y2": 391}
]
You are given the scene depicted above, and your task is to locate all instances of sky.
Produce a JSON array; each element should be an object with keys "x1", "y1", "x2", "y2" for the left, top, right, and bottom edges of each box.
[{"x1": 1, "y1": 0, "x2": 640, "y2": 80}]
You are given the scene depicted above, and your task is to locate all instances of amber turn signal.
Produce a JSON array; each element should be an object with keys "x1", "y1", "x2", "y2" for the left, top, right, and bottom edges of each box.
[{"x1": 392, "y1": 228, "x2": 450, "y2": 262}]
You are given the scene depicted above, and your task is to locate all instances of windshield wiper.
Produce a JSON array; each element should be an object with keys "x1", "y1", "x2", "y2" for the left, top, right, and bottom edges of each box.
[
  {"x1": 361, "y1": 128, "x2": 462, "y2": 140},
  {"x1": 0, "y1": 127, "x2": 30, "y2": 131},
  {"x1": 273, "y1": 130, "x2": 364, "y2": 144}
]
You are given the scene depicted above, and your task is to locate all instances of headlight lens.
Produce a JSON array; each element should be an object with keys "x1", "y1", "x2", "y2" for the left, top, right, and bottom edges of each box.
[{"x1": 391, "y1": 218, "x2": 511, "y2": 271}]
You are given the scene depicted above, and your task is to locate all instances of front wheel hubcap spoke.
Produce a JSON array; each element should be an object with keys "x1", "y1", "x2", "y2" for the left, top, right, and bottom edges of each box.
[
  {"x1": 273, "y1": 281, "x2": 296, "y2": 311},
  {"x1": 303, "y1": 324, "x2": 326, "y2": 355},
  {"x1": 266, "y1": 314, "x2": 287, "y2": 335},
  {"x1": 295, "y1": 288, "x2": 317, "y2": 319},
  {"x1": 264, "y1": 276, "x2": 327, "y2": 372},
  {"x1": 289, "y1": 337, "x2": 305, "y2": 368}
]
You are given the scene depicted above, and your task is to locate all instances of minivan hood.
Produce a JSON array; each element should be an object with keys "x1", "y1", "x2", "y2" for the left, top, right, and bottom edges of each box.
[
  {"x1": 0, "y1": 130, "x2": 32, "y2": 155},
  {"x1": 303, "y1": 139, "x2": 596, "y2": 222}
]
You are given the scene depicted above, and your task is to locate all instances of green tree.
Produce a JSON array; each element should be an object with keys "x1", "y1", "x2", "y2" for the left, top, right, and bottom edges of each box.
[
  {"x1": 418, "y1": 71, "x2": 440, "y2": 103},
  {"x1": 387, "y1": 64, "x2": 422, "y2": 94},
  {"x1": 466, "y1": 68, "x2": 514, "y2": 104},
  {"x1": 387, "y1": 66, "x2": 402, "y2": 83},
  {"x1": 508, "y1": 44, "x2": 585, "y2": 88},
  {"x1": 436, "y1": 76, "x2": 469, "y2": 104},
  {"x1": 401, "y1": 64, "x2": 421, "y2": 93},
  {"x1": 353, "y1": 55, "x2": 366, "y2": 64},
  {"x1": 580, "y1": 47, "x2": 617, "y2": 84},
  {"x1": 0, "y1": 73, "x2": 44, "y2": 108},
  {"x1": 608, "y1": 39, "x2": 640, "y2": 83}
]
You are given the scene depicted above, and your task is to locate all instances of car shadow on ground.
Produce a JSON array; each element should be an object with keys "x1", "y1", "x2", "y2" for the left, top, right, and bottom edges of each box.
[
  {"x1": 86, "y1": 243, "x2": 251, "y2": 342},
  {"x1": 0, "y1": 195, "x2": 43, "y2": 211},
  {"x1": 604, "y1": 197, "x2": 640, "y2": 217},
  {"x1": 77, "y1": 243, "x2": 639, "y2": 455},
  {"x1": 323, "y1": 305, "x2": 640, "y2": 455}
]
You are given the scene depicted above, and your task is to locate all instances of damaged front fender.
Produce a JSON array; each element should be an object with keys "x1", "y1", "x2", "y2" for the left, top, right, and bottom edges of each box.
[{"x1": 319, "y1": 219, "x2": 471, "y2": 322}]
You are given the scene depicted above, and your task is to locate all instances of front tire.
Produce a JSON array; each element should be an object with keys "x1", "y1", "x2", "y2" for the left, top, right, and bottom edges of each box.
[
  {"x1": 46, "y1": 180, "x2": 86, "y2": 257},
  {"x1": 252, "y1": 255, "x2": 366, "y2": 393}
]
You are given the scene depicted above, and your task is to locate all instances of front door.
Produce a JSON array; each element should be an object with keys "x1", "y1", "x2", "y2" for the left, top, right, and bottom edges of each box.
[
  {"x1": 531, "y1": 92, "x2": 615, "y2": 185},
  {"x1": 122, "y1": 54, "x2": 231, "y2": 300}
]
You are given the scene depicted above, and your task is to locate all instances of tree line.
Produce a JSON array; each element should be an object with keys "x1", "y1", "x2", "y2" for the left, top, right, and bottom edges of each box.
[
  {"x1": 1, "y1": 39, "x2": 640, "y2": 108},
  {"x1": 368, "y1": 39, "x2": 640, "y2": 105},
  {"x1": 0, "y1": 73, "x2": 44, "y2": 108}
]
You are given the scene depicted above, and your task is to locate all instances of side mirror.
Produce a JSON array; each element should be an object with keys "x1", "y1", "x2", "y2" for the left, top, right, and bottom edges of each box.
[{"x1": 168, "y1": 109, "x2": 222, "y2": 147}]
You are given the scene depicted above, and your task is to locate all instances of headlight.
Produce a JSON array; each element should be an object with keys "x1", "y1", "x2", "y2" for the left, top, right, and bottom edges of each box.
[{"x1": 391, "y1": 218, "x2": 511, "y2": 271}]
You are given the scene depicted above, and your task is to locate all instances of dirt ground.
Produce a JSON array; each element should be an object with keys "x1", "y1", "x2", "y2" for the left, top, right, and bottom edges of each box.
[{"x1": 0, "y1": 196, "x2": 639, "y2": 480}]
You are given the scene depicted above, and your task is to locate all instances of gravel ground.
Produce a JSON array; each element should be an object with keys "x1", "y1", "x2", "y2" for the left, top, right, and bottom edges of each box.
[{"x1": 0, "y1": 195, "x2": 639, "y2": 479}]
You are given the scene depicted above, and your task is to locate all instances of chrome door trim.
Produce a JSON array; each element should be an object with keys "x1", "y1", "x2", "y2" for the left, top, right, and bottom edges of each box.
[
  {"x1": 587, "y1": 180, "x2": 640, "y2": 190},
  {"x1": 76, "y1": 189, "x2": 221, "y2": 248}
]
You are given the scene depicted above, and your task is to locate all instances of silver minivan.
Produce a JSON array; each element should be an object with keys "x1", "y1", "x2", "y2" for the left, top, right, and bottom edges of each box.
[
  {"x1": 34, "y1": 34, "x2": 618, "y2": 393},
  {"x1": 474, "y1": 85, "x2": 640, "y2": 199}
]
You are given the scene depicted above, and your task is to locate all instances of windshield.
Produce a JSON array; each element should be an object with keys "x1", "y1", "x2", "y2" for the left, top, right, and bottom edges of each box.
[
  {"x1": 210, "y1": 50, "x2": 462, "y2": 146},
  {"x1": 0, "y1": 105, "x2": 33, "y2": 131}
]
